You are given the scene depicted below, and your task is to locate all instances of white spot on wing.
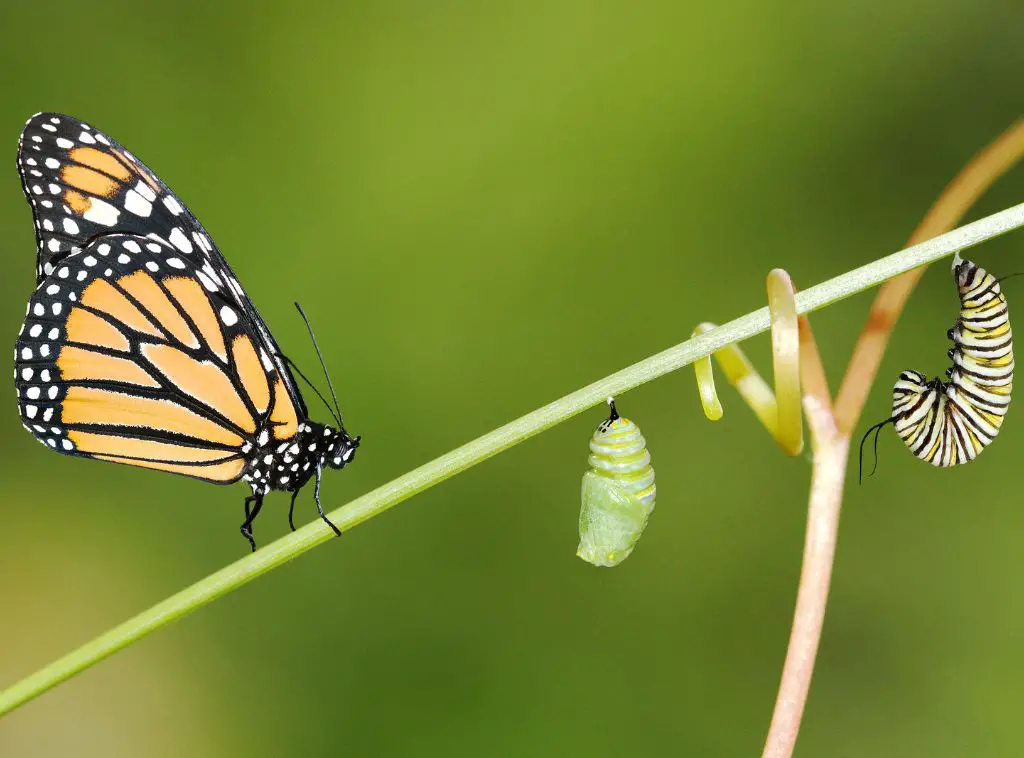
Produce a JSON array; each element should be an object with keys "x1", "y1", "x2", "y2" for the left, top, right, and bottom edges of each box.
[
  {"x1": 163, "y1": 196, "x2": 184, "y2": 215},
  {"x1": 82, "y1": 198, "x2": 120, "y2": 226},
  {"x1": 193, "y1": 232, "x2": 213, "y2": 253},
  {"x1": 135, "y1": 181, "x2": 157, "y2": 202},
  {"x1": 124, "y1": 189, "x2": 153, "y2": 217},
  {"x1": 202, "y1": 262, "x2": 222, "y2": 284},
  {"x1": 196, "y1": 270, "x2": 217, "y2": 292},
  {"x1": 169, "y1": 227, "x2": 192, "y2": 253},
  {"x1": 220, "y1": 306, "x2": 238, "y2": 326}
]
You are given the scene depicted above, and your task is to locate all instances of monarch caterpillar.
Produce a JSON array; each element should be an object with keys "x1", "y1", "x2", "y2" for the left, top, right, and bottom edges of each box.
[
  {"x1": 860, "y1": 253, "x2": 1013, "y2": 478},
  {"x1": 577, "y1": 398, "x2": 656, "y2": 567}
]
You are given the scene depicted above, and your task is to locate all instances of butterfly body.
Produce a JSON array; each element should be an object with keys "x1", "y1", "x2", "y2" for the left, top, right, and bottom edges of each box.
[
  {"x1": 15, "y1": 113, "x2": 358, "y2": 549},
  {"x1": 241, "y1": 420, "x2": 355, "y2": 497}
]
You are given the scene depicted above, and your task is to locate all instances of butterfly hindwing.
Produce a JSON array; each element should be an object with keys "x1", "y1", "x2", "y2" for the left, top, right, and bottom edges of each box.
[{"x1": 14, "y1": 234, "x2": 303, "y2": 484}]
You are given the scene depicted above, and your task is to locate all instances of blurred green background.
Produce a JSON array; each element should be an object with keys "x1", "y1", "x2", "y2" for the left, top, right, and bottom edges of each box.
[{"x1": 1, "y1": 1, "x2": 1022, "y2": 756}]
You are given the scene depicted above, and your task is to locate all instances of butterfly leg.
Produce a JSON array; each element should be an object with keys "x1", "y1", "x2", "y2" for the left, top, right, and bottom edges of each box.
[
  {"x1": 240, "y1": 495, "x2": 264, "y2": 552},
  {"x1": 288, "y1": 489, "x2": 300, "y2": 532},
  {"x1": 314, "y1": 464, "x2": 342, "y2": 538}
]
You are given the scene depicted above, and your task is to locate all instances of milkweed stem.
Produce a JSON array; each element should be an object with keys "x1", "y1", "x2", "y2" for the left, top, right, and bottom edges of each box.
[
  {"x1": 762, "y1": 118, "x2": 1024, "y2": 758},
  {"x1": 1, "y1": 201, "x2": 1024, "y2": 718}
]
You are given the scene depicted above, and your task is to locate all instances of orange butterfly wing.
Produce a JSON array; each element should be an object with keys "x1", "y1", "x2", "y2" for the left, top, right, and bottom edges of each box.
[{"x1": 14, "y1": 234, "x2": 299, "y2": 484}]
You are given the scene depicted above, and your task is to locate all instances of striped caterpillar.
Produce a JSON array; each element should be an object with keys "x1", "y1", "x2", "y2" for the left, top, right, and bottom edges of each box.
[{"x1": 860, "y1": 253, "x2": 1013, "y2": 478}]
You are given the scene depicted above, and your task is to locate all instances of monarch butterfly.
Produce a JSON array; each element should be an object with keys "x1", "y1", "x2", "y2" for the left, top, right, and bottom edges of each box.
[
  {"x1": 860, "y1": 253, "x2": 1013, "y2": 479},
  {"x1": 14, "y1": 112, "x2": 359, "y2": 550},
  {"x1": 577, "y1": 398, "x2": 656, "y2": 567}
]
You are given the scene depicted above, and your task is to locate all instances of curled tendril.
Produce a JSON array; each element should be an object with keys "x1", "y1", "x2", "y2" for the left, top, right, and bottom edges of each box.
[{"x1": 692, "y1": 269, "x2": 804, "y2": 456}]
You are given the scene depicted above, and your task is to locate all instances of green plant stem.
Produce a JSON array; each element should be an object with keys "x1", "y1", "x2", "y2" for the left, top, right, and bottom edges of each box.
[{"x1": 2, "y1": 201, "x2": 1024, "y2": 717}]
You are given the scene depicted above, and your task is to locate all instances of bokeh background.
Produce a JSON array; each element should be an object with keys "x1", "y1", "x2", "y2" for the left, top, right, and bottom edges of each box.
[{"x1": 0, "y1": 2, "x2": 1022, "y2": 756}]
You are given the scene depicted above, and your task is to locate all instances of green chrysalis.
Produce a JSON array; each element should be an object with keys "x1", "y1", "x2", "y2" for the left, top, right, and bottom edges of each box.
[{"x1": 577, "y1": 398, "x2": 656, "y2": 567}]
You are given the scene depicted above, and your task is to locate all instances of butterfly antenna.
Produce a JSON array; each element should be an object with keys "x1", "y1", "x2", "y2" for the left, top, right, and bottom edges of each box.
[
  {"x1": 858, "y1": 417, "x2": 893, "y2": 485},
  {"x1": 283, "y1": 354, "x2": 340, "y2": 426},
  {"x1": 294, "y1": 302, "x2": 344, "y2": 426}
]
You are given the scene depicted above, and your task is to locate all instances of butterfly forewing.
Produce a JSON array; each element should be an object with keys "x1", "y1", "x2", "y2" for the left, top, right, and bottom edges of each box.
[
  {"x1": 17, "y1": 112, "x2": 308, "y2": 419},
  {"x1": 14, "y1": 233, "x2": 302, "y2": 484}
]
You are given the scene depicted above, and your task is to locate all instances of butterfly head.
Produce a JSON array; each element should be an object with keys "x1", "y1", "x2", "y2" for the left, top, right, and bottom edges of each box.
[{"x1": 321, "y1": 425, "x2": 360, "y2": 470}]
